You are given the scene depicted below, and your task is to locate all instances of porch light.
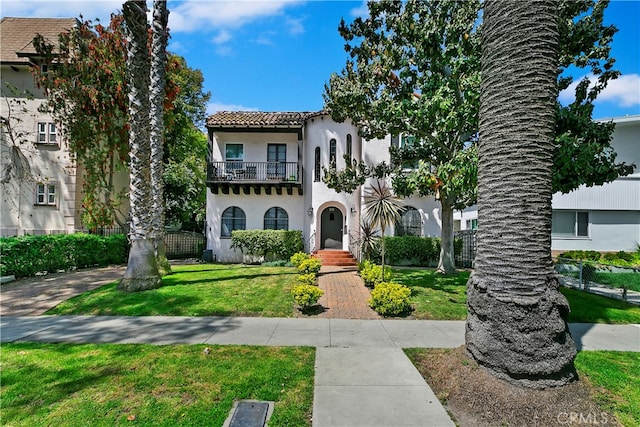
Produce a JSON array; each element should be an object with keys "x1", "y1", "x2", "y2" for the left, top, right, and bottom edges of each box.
[
  {"x1": 307, "y1": 207, "x2": 314, "y2": 216},
  {"x1": 350, "y1": 207, "x2": 357, "y2": 216}
]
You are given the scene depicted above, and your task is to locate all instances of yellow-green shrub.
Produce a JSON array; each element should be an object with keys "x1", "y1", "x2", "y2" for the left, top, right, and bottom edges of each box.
[
  {"x1": 359, "y1": 260, "x2": 392, "y2": 287},
  {"x1": 297, "y1": 258, "x2": 322, "y2": 275},
  {"x1": 290, "y1": 252, "x2": 311, "y2": 268},
  {"x1": 297, "y1": 273, "x2": 317, "y2": 286},
  {"x1": 368, "y1": 282, "x2": 412, "y2": 316},
  {"x1": 292, "y1": 284, "x2": 324, "y2": 309}
]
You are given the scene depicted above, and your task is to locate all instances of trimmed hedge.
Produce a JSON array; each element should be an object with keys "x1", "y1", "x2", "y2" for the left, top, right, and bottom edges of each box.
[
  {"x1": 0, "y1": 234, "x2": 128, "y2": 278},
  {"x1": 230, "y1": 230, "x2": 303, "y2": 261},
  {"x1": 368, "y1": 235, "x2": 464, "y2": 267}
]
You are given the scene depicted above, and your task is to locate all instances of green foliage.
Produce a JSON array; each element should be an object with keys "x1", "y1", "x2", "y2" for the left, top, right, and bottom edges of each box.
[
  {"x1": 558, "y1": 250, "x2": 602, "y2": 261},
  {"x1": 0, "y1": 234, "x2": 128, "y2": 278},
  {"x1": 261, "y1": 260, "x2": 292, "y2": 267},
  {"x1": 297, "y1": 273, "x2": 318, "y2": 286},
  {"x1": 368, "y1": 281, "x2": 412, "y2": 316},
  {"x1": 359, "y1": 260, "x2": 393, "y2": 287},
  {"x1": 297, "y1": 258, "x2": 322, "y2": 275},
  {"x1": 290, "y1": 252, "x2": 311, "y2": 268},
  {"x1": 374, "y1": 236, "x2": 441, "y2": 267},
  {"x1": 230, "y1": 230, "x2": 303, "y2": 261},
  {"x1": 291, "y1": 284, "x2": 324, "y2": 309}
]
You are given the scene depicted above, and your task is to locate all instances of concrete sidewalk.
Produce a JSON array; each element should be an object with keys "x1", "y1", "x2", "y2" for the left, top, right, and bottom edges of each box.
[{"x1": 2, "y1": 316, "x2": 638, "y2": 427}]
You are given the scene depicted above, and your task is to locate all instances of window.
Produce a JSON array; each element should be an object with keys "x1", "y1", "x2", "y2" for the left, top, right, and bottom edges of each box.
[
  {"x1": 225, "y1": 144, "x2": 243, "y2": 170},
  {"x1": 314, "y1": 147, "x2": 321, "y2": 182},
  {"x1": 395, "y1": 207, "x2": 422, "y2": 236},
  {"x1": 329, "y1": 139, "x2": 337, "y2": 164},
  {"x1": 552, "y1": 211, "x2": 589, "y2": 237},
  {"x1": 267, "y1": 144, "x2": 286, "y2": 178},
  {"x1": 466, "y1": 218, "x2": 478, "y2": 230},
  {"x1": 346, "y1": 134, "x2": 352, "y2": 161},
  {"x1": 264, "y1": 207, "x2": 288, "y2": 230},
  {"x1": 221, "y1": 206, "x2": 246, "y2": 237},
  {"x1": 35, "y1": 182, "x2": 57, "y2": 206},
  {"x1": 37, "y1": 122, "x2": 57, "y2": 144}
]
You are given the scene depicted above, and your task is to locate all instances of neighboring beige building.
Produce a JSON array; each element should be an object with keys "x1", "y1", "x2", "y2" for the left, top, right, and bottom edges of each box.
[{"x1": 0, "y1": 17, "x2": 81, "y2": 236}]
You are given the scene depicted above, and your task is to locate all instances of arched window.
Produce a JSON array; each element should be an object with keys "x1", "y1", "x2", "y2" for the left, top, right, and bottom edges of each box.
[
  {"x1": 346, "y1": 134, "x2": 352, "y2": 161},
  {"x1": 221, "y1": 206, "x2": 246, "y2": 237},
  {"x1": 329, "y1": 138, "x2": 337, "y2": 164},
  {"x1": 395, "y1": 206, "x2": 422, "y2": 236},
  {"x1": 264, "y1": 207, "x2": 289, "y2": 230},
  {"x1": 314, "y1": 147, "x2": 321, "y2": 182}
]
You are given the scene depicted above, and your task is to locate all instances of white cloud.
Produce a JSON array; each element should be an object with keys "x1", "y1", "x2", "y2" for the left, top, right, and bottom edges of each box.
[
  {"x1": 286, "y1": 16, "x2": 304, "y2": 35},
  {"x1": 206, "y1": 101, "x2": 259, "y2": 115},
  {"x1": 212, "y1": 30, "x2": 231, "y2": 45},
  {"x1": 559, "y1": 73, "x2": 640, "y2": 107},
  {"x1": 167, "y1": 40, "x2": 187, "y2": 54},
  {"x1": 169, "y1": 0, "x2": 304, "y2": 33},
  {"x1": 350, "y1": 1, "x2": 369, "y2": 18},
  {"x1": 0, "y1": 0, "x2": 124, "y2": 21},
  {"x1": 255, "y1": 34, "x2": 275, "y2": 46}
]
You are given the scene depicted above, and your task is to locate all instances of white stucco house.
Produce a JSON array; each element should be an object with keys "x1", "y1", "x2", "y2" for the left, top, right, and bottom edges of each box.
[
  {"x1": 0, "y1": 17, "x2": 82, "y2": 237},
  {"x1": 453, "y1": 115, "x2": 640, "y2": 252},
  {"x1": 205, "y1": 111, "x2": 442, "y2": 262}
]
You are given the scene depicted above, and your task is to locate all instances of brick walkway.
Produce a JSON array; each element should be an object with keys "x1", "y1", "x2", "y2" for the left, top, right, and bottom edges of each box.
[{"x1": 314, "y1": 266, "x2": 380, "y2": 319}]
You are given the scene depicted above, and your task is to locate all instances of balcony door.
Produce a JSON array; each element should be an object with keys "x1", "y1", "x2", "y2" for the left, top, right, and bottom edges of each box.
[{"x1": 267, "y1": 144, "x2": 286, "y2": 179}]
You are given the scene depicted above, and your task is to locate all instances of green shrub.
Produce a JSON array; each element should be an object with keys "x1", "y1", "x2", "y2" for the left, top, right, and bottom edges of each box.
[
  {"x1": 230, "y1": 230, "x2": 303, "y2": 261},
  {"x1": 0, "y1": 233, "x2": 128, "y2": 278},
  {"x1": 261, "y1": 260, "x2": 292, "y2": 267},
  {"x1": 359, "y1": 260, "x2": 392, "y2": 287},
  {"x1": 297, "y1": 273, "x2": 317, "y2": 286},
  {"x1": 368, "y1": 282, "x2": 412, "y2": 316},
  {"x1": 370, "y1": 236, "x2": 441, "y2": 266},
  {"x1": 297, "y1": 258, "x2": 322, "y2": 275},
  {"x1": 291, "y1": 284, "x2": 324, "y2": 309},
  {"x1": 558, "y1": 250, "x2": 601, "y2": 262},
  {"x1": 290, "y1": 252, "x2": 311, "y2": 268}
]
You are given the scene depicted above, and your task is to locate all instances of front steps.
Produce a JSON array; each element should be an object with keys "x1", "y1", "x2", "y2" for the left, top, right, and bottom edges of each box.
[{"x1": 313, "y1": 250, "x2": 358, "y2": 267}]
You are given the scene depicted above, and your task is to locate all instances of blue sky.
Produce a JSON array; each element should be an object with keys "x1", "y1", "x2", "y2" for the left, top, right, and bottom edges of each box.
[{"x1": 2, "y1": 0, "x2": 639, "y2": 120}]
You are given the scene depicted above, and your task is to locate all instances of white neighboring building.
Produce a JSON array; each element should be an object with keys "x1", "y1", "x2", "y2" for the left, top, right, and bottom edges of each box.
[
  {"x1": 205, "y1": 111, "x2": 441, "y2": 262},
  {"x1": 0, "y1": 17, "x2": 81, "y2": 237},
  {"x1": 453, "y1": 115, "x2": 640, "y2": 252}
]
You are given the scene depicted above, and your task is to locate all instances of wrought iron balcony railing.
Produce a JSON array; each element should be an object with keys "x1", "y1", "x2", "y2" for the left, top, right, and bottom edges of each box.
[{"x1": 207, "y1": 161, "x2": 300, "y2": 183}]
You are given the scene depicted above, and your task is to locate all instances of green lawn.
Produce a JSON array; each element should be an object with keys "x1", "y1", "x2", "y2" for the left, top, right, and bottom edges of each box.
[
  {"x1": 391, "y1": 268, "x2": 640, "y2": 324},
  {"x1": 592, "y1": 272, "x2": 640, "y2": 293},
  {"x1": 47, "y1": 264, "x2": 298, "y2": 317},
  {"x1": 574, "y1": 351, "x2": 640, "y2": 426},
  {"x1": 0, "y1": 343, "x2": 315, "y2": 427}
]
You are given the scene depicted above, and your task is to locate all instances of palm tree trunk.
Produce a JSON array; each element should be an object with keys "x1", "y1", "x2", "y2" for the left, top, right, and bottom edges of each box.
[
  {"x1": 465, "y1": 0, "x2": 576, "y2": 388},
  {"x1": 437, "y1": 197, "x2": 456, "y2": 275},
  {"x1": 150, "y1": 0, "x2": 171, "y2": 275},
  {"x1": 119, "y1": 0, "x2": 161, "y2": 292}
]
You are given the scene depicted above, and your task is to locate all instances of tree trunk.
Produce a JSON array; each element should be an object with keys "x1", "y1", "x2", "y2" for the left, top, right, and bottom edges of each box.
[
  {"x1": 465, "y1": 0, "x2": 576, "y2": 388},
  {"x1": 437, "y1": 198, "x2": 456, "y2": 275},
  {"x1": 119, "y1": 0, "x2": 161, "y2": 292},
  {"x1": 149, "y1": 0, "x2": 171, "y2": 276}
]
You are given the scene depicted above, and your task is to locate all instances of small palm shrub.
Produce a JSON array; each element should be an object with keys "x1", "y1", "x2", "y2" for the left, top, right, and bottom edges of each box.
[
  {"x1": 359, "y1": 260, "x2": 392, "y2": 287},
  {"x1": 290, "y1": 252, "x2": 310, "y2": 268},
  {"x1": 297, "y1": 273, "x2": 317, "y2": 286},
  {"x1": 292, "y1": 284, "x2": 324, "y2": 309},
  {"x1": 297, "y1": 258, "x2": 322, "y2": 275},
  {"x1": 368, "y1": 282, "x2": 412, "y2": 316}
]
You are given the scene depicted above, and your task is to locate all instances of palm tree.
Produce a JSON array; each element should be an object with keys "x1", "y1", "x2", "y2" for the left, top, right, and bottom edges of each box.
[
  {"x1": 465, "y1": 0, "x2": 576, "y2": 388},
  {"x1": 119, "y1": 0, "x2": 161, "y2": 292},
  {"x1": 149, "y1": 0, "x2": 171, "y2": 276},
  {"x1": 363, "y1": 180, "x2": 404, "y2": 281}
]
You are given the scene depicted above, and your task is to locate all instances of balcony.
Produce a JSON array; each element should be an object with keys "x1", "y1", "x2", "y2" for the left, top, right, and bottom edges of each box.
[{"x1": 206, "y1": 161, "x2": 303, "y2": 196}]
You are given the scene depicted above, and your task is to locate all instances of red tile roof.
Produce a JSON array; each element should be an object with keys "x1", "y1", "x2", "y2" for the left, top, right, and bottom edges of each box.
[
  {"x1": 0, "y1": 17, "x2": 76, "y2": 64},
  {"x1": 206, "y1": 111, "x2": 327, "y2": 128}
]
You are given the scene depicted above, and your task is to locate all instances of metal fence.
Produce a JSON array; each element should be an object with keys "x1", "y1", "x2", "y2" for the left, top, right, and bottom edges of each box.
[
  {"x1": 454, "y1": 230, "x2": 476, "y2": 268},
  {"x1": 554, "y1": 257, "x2": 637, "y2": 301}
]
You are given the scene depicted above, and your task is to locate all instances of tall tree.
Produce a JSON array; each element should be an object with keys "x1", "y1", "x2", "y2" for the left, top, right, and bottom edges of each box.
[
  {"x1": 323, "y1": 0, "x2": 633, "y2": 275},
  {"x1": 466, "y1": 0, "x2": 576, "y2": 388},
  {"x1": 119, "y1": 0, "x2": 161, "y2": 292},
  {"x1": 149, "y1": 0, "x2": 171, "y2": 275}
]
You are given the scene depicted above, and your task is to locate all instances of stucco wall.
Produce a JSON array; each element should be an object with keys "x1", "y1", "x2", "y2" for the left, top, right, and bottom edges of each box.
[{"x1": 551, "y1": 210, "x2": 640, "y2": 252}]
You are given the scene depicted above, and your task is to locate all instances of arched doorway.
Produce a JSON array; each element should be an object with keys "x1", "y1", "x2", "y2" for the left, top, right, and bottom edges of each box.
[{"x1": 320, "y1": 207, "x2": 343, "y2": 249}]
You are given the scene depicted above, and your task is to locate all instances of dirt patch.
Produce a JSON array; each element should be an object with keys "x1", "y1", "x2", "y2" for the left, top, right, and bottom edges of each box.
[{"x1": 407, "y1": 347, "x2": 619, "y2": 427}]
